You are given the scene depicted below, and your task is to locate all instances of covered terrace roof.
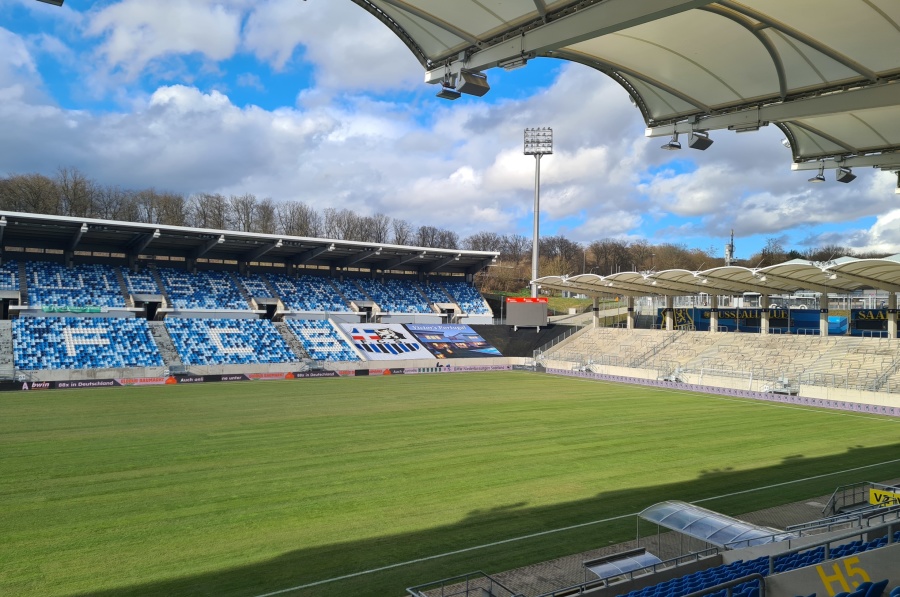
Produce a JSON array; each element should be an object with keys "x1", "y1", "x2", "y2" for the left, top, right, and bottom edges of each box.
[
  {"x1": 534, "y1": 255, "x2": 900, "y2": 297},
  {"x1": 352, "y1": 0, "x2": 900, "y2": 180}
]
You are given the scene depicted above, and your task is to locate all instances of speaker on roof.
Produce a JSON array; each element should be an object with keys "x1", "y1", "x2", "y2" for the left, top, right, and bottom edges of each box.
[{"x1": 456, "y1": 71, "x2": 490, "y2": 97}]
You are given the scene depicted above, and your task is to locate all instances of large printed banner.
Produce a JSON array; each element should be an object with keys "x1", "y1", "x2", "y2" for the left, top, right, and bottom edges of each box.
[
  {"x1": 405, "y1": 324, "x2": 502, "y2": 359},
  {"x1": 339, "y1": 323, "x2": 435, "y2": 361}
]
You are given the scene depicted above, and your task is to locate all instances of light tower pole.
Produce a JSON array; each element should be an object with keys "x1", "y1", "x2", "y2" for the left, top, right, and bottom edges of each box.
[{"x1": 524, "y1": 127, "x2": 552, "y2": 298}]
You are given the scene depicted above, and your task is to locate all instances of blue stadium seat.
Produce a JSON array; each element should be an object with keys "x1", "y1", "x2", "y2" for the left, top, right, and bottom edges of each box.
[
  {"x1": 442, "y1": 280, "x2": 491, "y2": 315},
  {"x1": 13, "y1": 316, "x2": 164, "y2": 370},
  {"x1": 157, "y1": 268, "x2": 249, "y2": 311},
  {"x1": 0, "y1": 259, "x2": 20, "y2": 290},
  {"x1": 283, "y1": 319, "x2": 359, "y2": 362},
  {"x1": 267, "y1": 273, "x2": 349, "y2": 312},
  {"x1": 164, "y1": 318, "x2": 295, "y2": 366},
  {"x1": 26, "y1": 261, "x2": 125, "y2": 308},
  {"x1": 122, "y1": 268, "x2": 160, "y2": 294}
]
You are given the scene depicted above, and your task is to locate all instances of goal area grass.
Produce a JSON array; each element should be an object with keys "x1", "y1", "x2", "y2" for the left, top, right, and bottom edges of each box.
[{"x1": 1, "y1": 371, "x2": 898, "y2": 597}]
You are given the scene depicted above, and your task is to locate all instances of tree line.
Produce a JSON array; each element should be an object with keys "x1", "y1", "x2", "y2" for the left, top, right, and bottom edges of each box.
[{"x1": 0, "y1": 168, "x2": 888, "y2": 293}]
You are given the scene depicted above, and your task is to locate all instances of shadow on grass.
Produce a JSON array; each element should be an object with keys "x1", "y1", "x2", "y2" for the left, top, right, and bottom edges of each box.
[{"x1": 75, "y1": 443, "x2": 900, "y2": 597}]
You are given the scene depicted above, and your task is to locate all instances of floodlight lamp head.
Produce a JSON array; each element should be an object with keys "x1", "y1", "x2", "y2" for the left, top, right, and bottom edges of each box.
[
  {"x1": 275, "y1": 239, "x2": 283, "y2": 248},
  {"x1": 835, "y1": 166, "x2": 856, "y2": 183},
  {"x1": 661, "y1": 133, "x2": 681, "y2": 150},
  {"x1": 217, "y1": 234, "x2": 225, "y2": 244},
  {"x1": 0, "y1": 216, "x2": 6, "y2": 227},
  {"x1": 688, "y1": 132, "x2": 713, "y2": 150},
  {"x1": 808, "y1": 163, "x2": 826, "y2": 183},
  {"x1": 152, "y1": 229, "x2": 160, "y2": 238},
  {"x1": 327, "y1": 243, "x2": 335, "y2": 251},
  {"x1": 80, "y1": 223, "x2": 88, "y2": 233},
  {"x1": 436, "y1": 86, "x2": 461, "y2": 100},
  {"x1": 524, "y1": 127, "x2": 553, "y2": 155},
  {"x1": 781, "y1": 138, "x2": 791, "y2": 149}
]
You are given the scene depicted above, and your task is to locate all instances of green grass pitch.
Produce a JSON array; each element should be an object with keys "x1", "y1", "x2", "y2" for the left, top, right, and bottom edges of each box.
[{"x1": 1, "y1": 372, "x2": 899, "y2": 597}]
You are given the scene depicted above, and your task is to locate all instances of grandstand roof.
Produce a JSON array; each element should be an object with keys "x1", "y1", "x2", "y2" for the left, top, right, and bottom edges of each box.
[
  {"x1": 0, "y1": 211, "x2": 498, "y2": 275},
  {"x1": 354, "y1": 0, "x2": 900, "y2": 175},
  {"x1": 640, "y1": 501, "x2": 791, "y2": 547},
  {"x1": 533, "y1": 255, "x2": 900, "y2": 297}
]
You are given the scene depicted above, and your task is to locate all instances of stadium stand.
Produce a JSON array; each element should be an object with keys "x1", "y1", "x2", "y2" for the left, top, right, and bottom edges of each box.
[
  {"x1": 443, "y1": 280, "x2": 491, "y2": 315},
  {"x1": 421, "y1": 279, "x2": 452, "y2": 304},
  {"x1": 122, "y1": 268, "x2": 161, "y2": 295},
  {"x1": 156, "y1": 267, "x2": 250, "y2": 311},
  {"x1": 237, "y1": 272, "x2": 276, "y2": 300},
  {"x1": 13, "y1": 316, "x2": 163, "y2": 370},
  {"x1": 0, "y1": 260, "x2": 20, "y2": 290},
  {"x1": 267, "y1": 272, "x2": 349, "y2": 312},
  {"x1": 331, "y1": 277, "x2": 370, "y2": 305},
  {"x1": 283, "y1": 318, "x2": 359, "y2": 362},
  {"x1": 25, "y1": 261, "x2": 126, "y2": 308},
  {"x1": 164, "y1": 317, "x2": 296, "y2": 366},
  {"x1": 355, "y1": 277, "x2": 431, "y2": 313}
]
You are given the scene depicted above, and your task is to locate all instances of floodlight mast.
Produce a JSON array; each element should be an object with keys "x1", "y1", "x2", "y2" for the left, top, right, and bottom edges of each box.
[{"x1": 524, "y1": 128, "x2": 552, "y2": 298}]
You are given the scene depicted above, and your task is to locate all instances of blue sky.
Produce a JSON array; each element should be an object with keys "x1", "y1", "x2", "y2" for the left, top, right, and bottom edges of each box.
[{"x1": 1, "y1": 0, "x2": 899, "y2": 260}]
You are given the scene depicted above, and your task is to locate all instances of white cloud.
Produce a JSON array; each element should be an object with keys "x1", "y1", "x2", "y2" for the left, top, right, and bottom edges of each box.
[
  {"x1": 243, "y1": 0, "x2": 421, "y2": 91},
  {"x1": 87, "y1": 0, "x2": 243, "y2": 79}
]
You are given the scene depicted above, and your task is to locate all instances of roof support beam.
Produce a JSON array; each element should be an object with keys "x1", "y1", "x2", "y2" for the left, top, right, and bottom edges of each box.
[
  {"x1": 243, "y1": 240, "x2": 281, "y2": 263},
  {"x1": 193, "y1": 235, "x2": 224, "y2": 259},
  {"x1": 821, "y1": 270, "x2": 900, "y2": 293},
  {"x1": 427, "y1": 254, "x2": 461, "y2": 273},
  {"x1": 338, "y1": 248, "x2": 381, "y2": 268},
  {"x1": 289, "y1": 244, "x2": 333, "y2": 266},
  {"x1": 379, "y1": 0, "x2": 480, "y2": 45},
  {"x1": 646, "y1": 83, "x2": 900, "y2": 138},
  {"x1": 381, "y1": 251, "x2": 425, "y2": 271},
  {"x1": 790, "y1": 152, "x2": 900, "y2": 170},
  {"x1": 126, "y1": 230, "x2": 159, "y2": 257},
  {"x1": 425, "y1": 0, "x2": 714, "y2": 79}
]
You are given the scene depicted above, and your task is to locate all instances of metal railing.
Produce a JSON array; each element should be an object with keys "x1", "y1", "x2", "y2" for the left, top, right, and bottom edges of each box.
[
  {"x1": 533, "y1": 547, "x2": 720, "y2": 597},
  {"x1": 823, "y1": 481, "x2": 874, "y2": 516},
  {"x1": 407, "y1": 570, "x2": 524, "y2": 597},
  {"x1": 682, "y1": 574, "x2": 765, "y2": 597},
  {"x1": 533, "y1": 324, "x2": 587, "y2": 362}
]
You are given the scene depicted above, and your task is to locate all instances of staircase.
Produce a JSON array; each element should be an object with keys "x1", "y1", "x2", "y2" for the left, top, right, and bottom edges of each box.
[
  {"x1": 115, "y1": 267, "x2": 133, "y2": 307},
  {"x1": 229, "y1": 272, "x2": 256, "y2": 310},
  {"x1": 273, "y1": 321, "x2": 311, "y2": 363},
  {"x1": 148, "y1": 264, "x2": 171, "y2": 309},
  {"x1": 148, "y1": 321, "x2": 185, "y2": 373},
  {"x1": 18, "y1": 261, "x2": 28, "y2": 307},
  {"x1": 0, "y1": 320, "x2": 14, "y2": 379}
]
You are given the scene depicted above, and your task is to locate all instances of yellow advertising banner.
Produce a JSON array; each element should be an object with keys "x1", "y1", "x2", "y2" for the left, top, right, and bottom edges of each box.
[{"x1": 868, "y1": 487, "x2": 900, "y2": 507}]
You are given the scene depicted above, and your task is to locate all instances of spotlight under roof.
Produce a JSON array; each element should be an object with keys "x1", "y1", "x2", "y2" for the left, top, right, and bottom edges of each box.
[
  {"x1": 661, "y1": 133, "x2": 681, "y2": 151},
  {"x1": 436, "y1": 87, "x2": 461, "y2": 100},
  {"x1": 808, "y1": 163, "x2": 826, "y2": 183}
]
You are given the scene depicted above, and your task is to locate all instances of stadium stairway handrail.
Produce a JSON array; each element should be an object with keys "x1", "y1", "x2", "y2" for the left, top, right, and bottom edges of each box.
[
  {"x1": 785, "y1": 504, "x2": 900, "y2": 535},
  {"x1": 533, "y1": 324, "x2": 588, "y2": 362}
]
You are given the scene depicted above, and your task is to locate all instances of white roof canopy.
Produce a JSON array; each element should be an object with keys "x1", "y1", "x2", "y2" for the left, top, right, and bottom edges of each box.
[
  {"x1": 533, "y1": 255, "x2": 900, "y2": 297},
  {"x1": 352, "y1": 0, "x2": 900, "y2": 174}
]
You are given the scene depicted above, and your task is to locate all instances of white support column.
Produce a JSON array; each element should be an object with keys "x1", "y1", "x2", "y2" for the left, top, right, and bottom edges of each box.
[
  {"x1": 665, "y1": 295, "x2": 674, "y2": 331},
  {"x1": 819, "y1": 307, "x2": 830, "y2": 337},
  {"x1": 709, "y1": 295, "x2": 719, "y2": 334},
  {"x1": 592, "y1": 296, "x2": 600, "y2": 328},
  {"x1": 888, "y1": 292, "x2": 898, "y2": 340},
  {"x1": 760, "y1": 295, "x2": 770, "y2": 334},
  {"x1": 626, "y1": 296, "x2": 635, "y2": 330}
]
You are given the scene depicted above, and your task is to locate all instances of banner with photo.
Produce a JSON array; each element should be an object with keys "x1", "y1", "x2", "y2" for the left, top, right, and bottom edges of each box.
[
  {"x1": 404, "y1": 324, "x2": 502, "y2": 359},
  {"x1": 338, "y1": 323, "x2": 435, "y2": 361}
]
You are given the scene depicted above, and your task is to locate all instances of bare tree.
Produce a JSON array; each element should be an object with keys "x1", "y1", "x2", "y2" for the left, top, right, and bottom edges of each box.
[
  {"x1": 392, "y1": 218, "x2": 413, "y2": 245},
  {"x1": 187, "y1": 193, "x2": 229, "y2": 230},
  {"x1": 276, "y1": 200, "x2": 321, "y2": 237},
  {"x1": 156, "y1": 192, "x2": 187, "y2": 226},
  {"x1": 464, "y1": 231, "x2": 503, "y2": 252},
  {"x1": 229, "y1": 193, "x2": 257, "y2": 232},
  {"x1": 254, "y1": 197, "x2": 277, "y2": 234},
  {"x1": 365, "y1": 213, "x2": 392, "y2": 244},
  {"x1": 56, "y1": 167, "x2": 96, "y2": 218}
]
